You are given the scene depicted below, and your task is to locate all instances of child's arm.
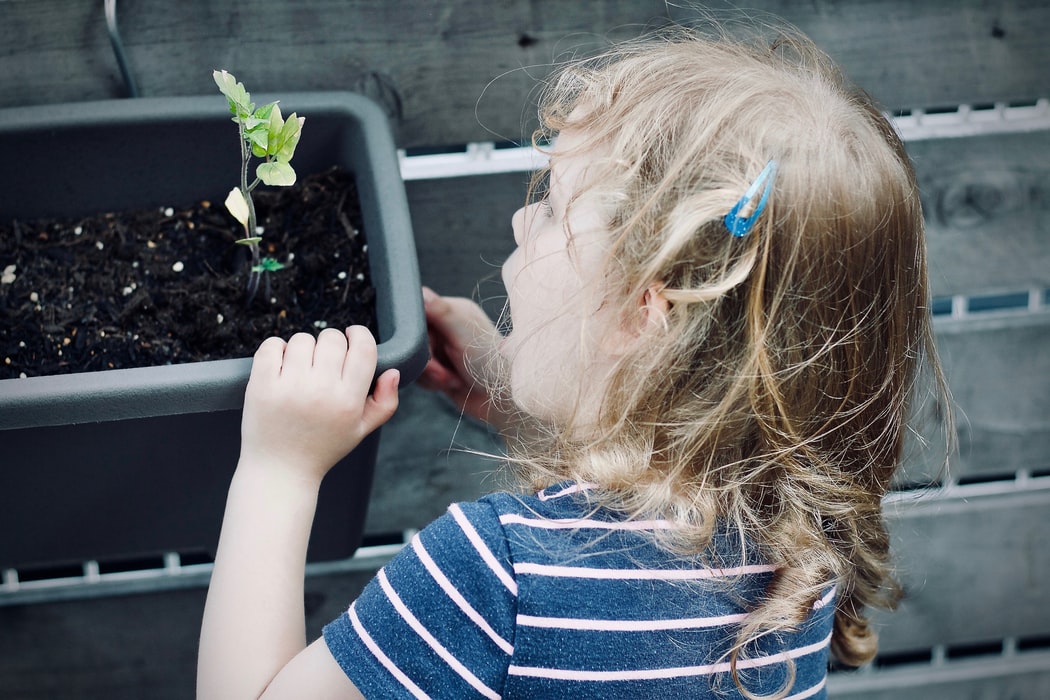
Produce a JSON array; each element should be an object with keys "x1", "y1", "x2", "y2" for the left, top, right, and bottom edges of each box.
[
  {"x1": 197, "y1": 326, "x2": 399, "y2": 700},
  {"x1": 418, "y1": 287, "x2": 520, "y2": 436}
]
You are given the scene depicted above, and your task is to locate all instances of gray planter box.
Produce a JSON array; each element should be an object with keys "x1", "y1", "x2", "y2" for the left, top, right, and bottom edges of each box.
[{"x1": 0, "y1": 93, "x2": 426, "y2": 571}]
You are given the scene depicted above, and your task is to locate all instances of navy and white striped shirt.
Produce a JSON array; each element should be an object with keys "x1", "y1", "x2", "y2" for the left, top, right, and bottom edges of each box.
[{"x1": 324, "y1": 482, "x2": 834, "y2": 698}]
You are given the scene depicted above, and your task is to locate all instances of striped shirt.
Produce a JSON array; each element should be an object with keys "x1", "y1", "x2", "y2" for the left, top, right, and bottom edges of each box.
[{"x1": 323, "y1": 482, "x2": 834, "y2": 699}]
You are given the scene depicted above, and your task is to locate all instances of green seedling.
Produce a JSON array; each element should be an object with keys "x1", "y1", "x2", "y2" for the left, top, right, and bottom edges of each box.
[
  {"x1": 213, "y1": 69, "x2": 304, "y2": 302},
  {"x1": 252, "y1": 257, "x2": 287, "y2": 274},
  {"x1": 251, "y1": 256, "x2": 286, "y2": 301}
]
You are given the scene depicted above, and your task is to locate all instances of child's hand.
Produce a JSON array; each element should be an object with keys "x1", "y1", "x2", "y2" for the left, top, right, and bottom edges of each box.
[
  {"x1": 418, "y1": 287, "x2": 506, "y2": 427},
  {"x1": 238, "y1": 326, "x2": 400, "y2": 483}
]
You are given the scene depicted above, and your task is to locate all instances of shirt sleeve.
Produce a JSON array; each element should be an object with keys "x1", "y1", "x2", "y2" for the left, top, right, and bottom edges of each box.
[{"x1": 323, "y1": 499, "x2": 518, "y2": 699}]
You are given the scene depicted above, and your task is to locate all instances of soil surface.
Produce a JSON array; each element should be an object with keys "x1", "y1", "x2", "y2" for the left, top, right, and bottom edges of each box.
[{"x1": 0, "y1": 167, "x2": 375, "y2": 380}]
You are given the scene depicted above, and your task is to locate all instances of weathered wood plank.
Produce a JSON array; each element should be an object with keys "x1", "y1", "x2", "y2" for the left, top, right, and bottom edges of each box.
[
  {"x1": 4, "y1": 487, "x2": 1045, "y2": 699},
  {"x1": 361, "y1": 173, "x2": 523, "y2": 536},
  {"x1": 711, "y1": 0, "x2": 1050, "y2": 112},
  {"x1": 406, "y1": 172, "x2": 523, "y2": 310},
  {"x1": 875, "y1": 487, "x2": 1050, "y2": 653},
  {"x1": 367, "y1": 386, "x2": 503, "y2": 536},
  {"x1": 392, "y1": 170, "x2": 1050, "y2": 504},
  {"x1": 911, "y1": 130, "x2": 1050, "y2": 298},
  {"x1": 367, "y1": 315, "x2": 1050, "y2": 532},
  {"x1": 0, "y1": 568, "x2": 376, "y2": 700},
  {"x1": 900, "y1": 313, "x2": 1050, "y2": 485},
  {"x1": 1, "y1": 1, "x2": 1048, "y2": 147},
  {"x1": 403, "y1": 130, "x2": 1050, "y2": 304},
  {"x1": 934, "y1": 314, "x2": 1050, "y2": 481},
  {"x1": 0, "y1": 0, "x2": 667, "y2": 147},
  {"x1": 829, "y1": 652, "x2": 1050, "y2": 700}
]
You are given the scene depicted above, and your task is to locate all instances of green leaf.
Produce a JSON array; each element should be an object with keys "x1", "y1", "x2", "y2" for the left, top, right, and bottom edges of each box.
[
  {"x1": 223, "y1": 187, "x2": 250, "y2": 227},
  {"x1": 254, "y1": 102, "x2": 276, "y2": 122},
  {"x1": 235, "y1": 236, "x2": 263, "y2": 246},
  {"x1": 274, "y1": 114, "x2": 304, "y2": 162},
  {"x1": 242, "y1": 115, "x2": 269, "y2": 131},
  {"x1": 213, "y1": 70, "x2": 253, "y2": 116},
  {"x1": 246, "y1": 127, "x2": 269, "y2": 157},
  {"x1": 265, "y1": 103, "x2": 286, "y2": 157},
  {"x1": 257, "y1": 160, "x2": 296, "y2": 187},
  {"x1": 252, "y1": 257, "x2": 287, "y2": 273}
]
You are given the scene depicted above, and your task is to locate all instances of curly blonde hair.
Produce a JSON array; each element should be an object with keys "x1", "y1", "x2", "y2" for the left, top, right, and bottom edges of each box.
[{"x1": 497, "y1": 25, "x2": 951, "y2": 690}]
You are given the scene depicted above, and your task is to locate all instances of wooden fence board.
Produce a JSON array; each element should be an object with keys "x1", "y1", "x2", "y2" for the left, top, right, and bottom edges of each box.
[
  {"x1": 366, "y1": 316, "x2": 1050, "y2": 530},
  {"x1": 401, "y1": 131, "x2": 1050, "y2": 306},
  {"x1": 368, "y1": 171, "x2": 523, "y2": 535},
  {"x1": 1, "y1": 1, "x2": 1048, "y2": 147},
  {"x1": 367, "y1": 386, "x2": 503, "y2": 536},
  {"x1": 396, "y1": 170, "x2": 1049, "y2": 500},
  {"x1": 405, "y1": 172, "x2": 523, "y2": 314},
  {"x1": 911, "y1": 131, "x2": 1050, "y2": 298},
  {"x1": 935, "y1": 315, "x2": 1050, "y2": 481},
  {"x1": 900, "y1": 313, "x2": 1050, "y2": 485},
  {"x1": 0, "y1": 587, "x2": 204, "y2": 699},
  {"x1": 0, "y1": 568, "x2": 376, "y2": 700},
  {"x1": 0, "y1": 0, "x2": 668, "y2": 147},
  {"x1": 874, "y1": 487, "x2": 1050, "y2": 654},
  {"x1": 829, "y1": 652, "x2": 1050, "y2": 700},
  {"x1": 669, "y1": 0, "x2": 1050, "y2": 114}
]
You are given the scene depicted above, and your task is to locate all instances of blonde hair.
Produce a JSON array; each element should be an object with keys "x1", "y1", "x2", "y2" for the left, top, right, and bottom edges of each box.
[{"x1": 497, "y1": 25, "x2": 951, "y2": 690}]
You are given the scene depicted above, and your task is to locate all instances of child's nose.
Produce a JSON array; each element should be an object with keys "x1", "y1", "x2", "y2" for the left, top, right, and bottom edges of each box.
[
  {"x1": 511, "y1": 201, "x2": 543, "y2": 246},
  {"x1": 511, "y1": 205, "x2": 529, "y2": 246}
]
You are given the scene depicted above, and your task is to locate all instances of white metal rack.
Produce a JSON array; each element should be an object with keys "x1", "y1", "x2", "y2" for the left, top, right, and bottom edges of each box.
[{"x1": 398, "y1": 99, "x2": 1050, "y2": 181}]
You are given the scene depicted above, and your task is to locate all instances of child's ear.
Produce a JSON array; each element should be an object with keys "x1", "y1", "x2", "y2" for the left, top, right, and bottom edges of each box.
[
  {"x1": 609, "y1": 283, "x2": 670, "y2": 349},
  {"x1": 600, "y1": 283, "x2": 670, "y2": 357},
  {"x1": 639, "y1": 283, "x2": 671, "y2": 333}
]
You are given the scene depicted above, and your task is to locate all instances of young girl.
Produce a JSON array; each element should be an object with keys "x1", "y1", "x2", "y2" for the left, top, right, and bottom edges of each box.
[{"x1": 198, "y1": 26, "x2": 947, "y2": 700}]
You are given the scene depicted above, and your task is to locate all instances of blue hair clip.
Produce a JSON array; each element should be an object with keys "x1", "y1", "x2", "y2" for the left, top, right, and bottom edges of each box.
[{"x1": 724, "y1": 160, "x2": 778, "y2": 238}]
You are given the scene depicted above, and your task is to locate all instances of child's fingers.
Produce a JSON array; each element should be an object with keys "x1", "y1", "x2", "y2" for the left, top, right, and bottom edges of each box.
[
  {"x1": 250, "y1": 336, "x2": 287, "y2": 381},
  {"x1": 280, "y1": 332, "x2": 319, "y2": 380},
  {"x1": 341, "y1": 325, "x2": 379, "y2": 386},
  {"x1": 339, "y1": 326, "x2": 399, "y2": 433},
  {"x1": 422, "y1": 286, "x2": 441, "y2": 313},
  {"x1": 418, "y1": 357, "x2": 467, "y2": 397},
  {"x1": 363, "y1": 368, "x2": 401, "y2": 431},
  {"x1": 423, "y1": 288, "x2": 494, "y2": 342},
  {"x1": 422, "y1": 289, "x2": 499, "y2": 388},
  {"x1": 312, "y1": 327, "x2": 349, "y2": 374},
  {"x1": 422, "y1": 287, "x2": 464, "y2": 336}
]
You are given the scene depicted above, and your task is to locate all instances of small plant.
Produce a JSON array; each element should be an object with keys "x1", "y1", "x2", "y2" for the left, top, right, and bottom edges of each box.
[{"x1": 213, "y1": 69, "x2": 304, "y2": 302}]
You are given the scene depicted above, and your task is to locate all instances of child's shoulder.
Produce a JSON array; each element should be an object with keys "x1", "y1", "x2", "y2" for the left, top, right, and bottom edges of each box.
[
  {"x1": 471, "y1": 482, "x2": 769, "y2": 569},
  {"x1": 476, "y1": 481, "x2": 604, "y2": 521}
]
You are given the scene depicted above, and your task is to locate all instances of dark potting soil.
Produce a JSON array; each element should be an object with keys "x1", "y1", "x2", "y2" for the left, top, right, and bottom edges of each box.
[{"x1": 0, "y1": 167, "x2": 375, "y2": 380}]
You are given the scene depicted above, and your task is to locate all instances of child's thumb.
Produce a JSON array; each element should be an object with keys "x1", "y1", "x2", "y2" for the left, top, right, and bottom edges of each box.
[{"x1": 363, "y1": 368, "x2": 400, "y2": 432}]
